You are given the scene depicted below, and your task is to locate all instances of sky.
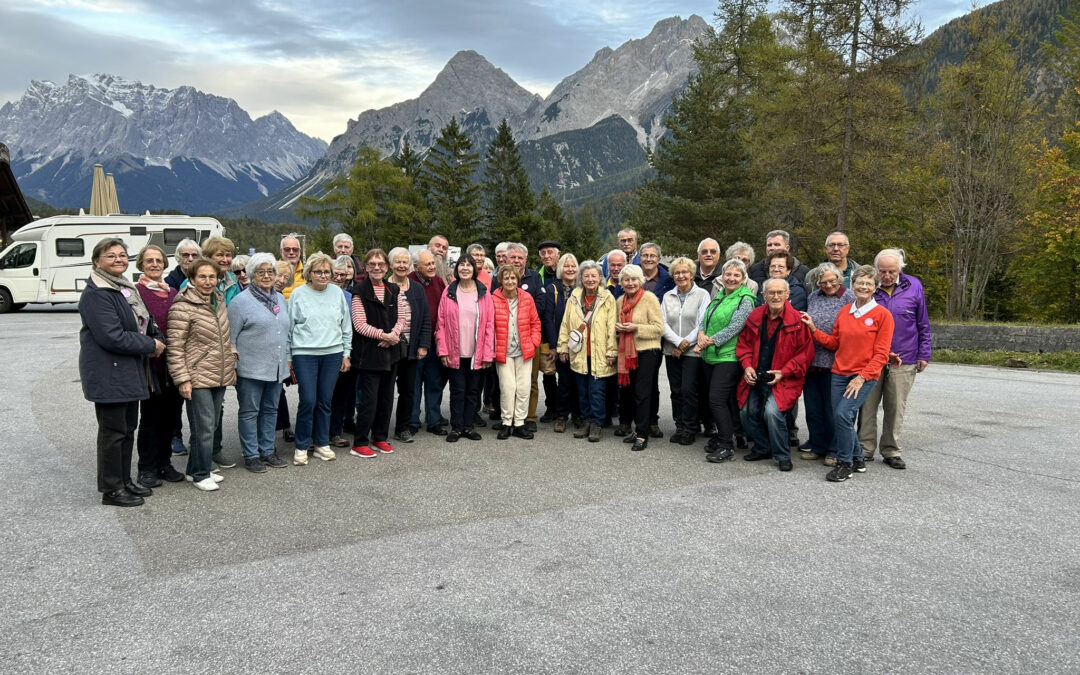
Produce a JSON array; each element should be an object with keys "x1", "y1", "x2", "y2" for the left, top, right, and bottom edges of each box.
[{"x1": 1, "y1": 1, "x2": 971, "y2": 143}]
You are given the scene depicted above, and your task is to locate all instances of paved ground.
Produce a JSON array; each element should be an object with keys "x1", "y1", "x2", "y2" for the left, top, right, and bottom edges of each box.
[{"x1": 1, "y1": 305, "x2": 1078, "y2": 673}]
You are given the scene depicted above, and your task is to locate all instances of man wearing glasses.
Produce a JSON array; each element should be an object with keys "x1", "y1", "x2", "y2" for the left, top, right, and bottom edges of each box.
[
  {"x1": 694, "y1": 238, "x2": 722, "y2": 296},
  {"x1": 824, "y1": 232, "x2": 859, "y2": 287},
  {"x1": 166, "y1": 238, "x2": 202, "y2": 290},
  {"x1": 601, "y1": 228, "x2": 640, "y2": 280},
  {"x1": 280, "y1": 234, "x2": 304, "y2": 300}
]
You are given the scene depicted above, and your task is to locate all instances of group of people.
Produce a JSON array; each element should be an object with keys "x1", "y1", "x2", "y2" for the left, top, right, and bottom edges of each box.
[{"x1": 79, "y1": 226, "x2": 931, "y2": 506}]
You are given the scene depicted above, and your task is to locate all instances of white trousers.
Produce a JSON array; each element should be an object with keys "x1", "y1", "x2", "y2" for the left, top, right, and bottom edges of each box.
[{"x1": 497, "y1": 356, "x2": 532, "y2": 426}]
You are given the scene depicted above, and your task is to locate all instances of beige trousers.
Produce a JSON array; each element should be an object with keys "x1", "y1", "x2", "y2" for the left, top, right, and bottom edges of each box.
[
  {"x1": 858, "y1": 363, "x2": 917, "y2": 459},
  {"x1": 498, "y1": 356, "x2": 532, "y2": 427}
]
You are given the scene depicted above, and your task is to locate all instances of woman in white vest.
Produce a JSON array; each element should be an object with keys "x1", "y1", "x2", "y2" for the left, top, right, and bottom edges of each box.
[{"x1": 661, "y1": 257, "x2": 711, "y2": 446}]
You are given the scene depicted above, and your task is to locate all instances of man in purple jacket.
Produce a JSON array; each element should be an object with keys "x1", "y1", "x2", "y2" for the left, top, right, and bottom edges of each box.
[{"x1": 859, "y1": 248, "x2": 932, "y2": 470}]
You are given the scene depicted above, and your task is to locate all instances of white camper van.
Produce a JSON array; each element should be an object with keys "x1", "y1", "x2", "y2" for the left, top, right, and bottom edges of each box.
[{"x1": 0, "y1": 213, "x2": 224, "y2": 312}]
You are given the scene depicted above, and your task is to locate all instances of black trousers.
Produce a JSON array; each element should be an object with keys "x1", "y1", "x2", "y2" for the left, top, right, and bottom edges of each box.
[
  {"x1": 330, "y1": 369, "x2": 358, "y2": 437},
  {"x1": 665, "y1": 354, "x2": 701, "y2": 433},
  {"x1": 276, "y1": 384, "x2": 292, "y2": 431},
  {"x1": 95, "y1": 401, "x2": 139, "y2": 492},
  {"x1": 448, "y1": 359, "x2": 482, "y2": 432},
  {"x1": 542, "y1": 371, "x2": 558, "y2": 413},
  {"x1": 137, "y1": 385, "x2": 183, "y2": 474},
  {"x1": 354, "y1": 366, "x2": 397, "y2": 445},
  {"x1": 623, "y1": 349, "x2": 662, "y2": 438},
  {"x1": 394, "y1": 358, "x2": 418, "y2": 434},
  {"x1": 554, "y1": 359, "x2": 580, "y2": 418},
  {"x1": 706, "y1": 361, "x2": 742, "y2": 450}
]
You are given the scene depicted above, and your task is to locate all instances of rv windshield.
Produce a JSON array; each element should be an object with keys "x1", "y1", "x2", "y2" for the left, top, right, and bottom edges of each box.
[{"x1": 0, "y1": 243, "x2": 36, "y2": 269}]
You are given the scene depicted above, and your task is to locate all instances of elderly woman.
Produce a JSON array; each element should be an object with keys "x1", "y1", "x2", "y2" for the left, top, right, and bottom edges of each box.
[
  {"x1": 614, "y1": 264, "x2": 665, "y2": 451},
  {"x1": 231, "y1": 255, "x2": 250, "y2": 290},
  {"x1": 800, "y1": 263, "x2": 855, "y2": 465},
  {"x1": 274, "y1": 259, "x2": 296, "y2": 443},
  {"x1": 328, "y1": 255, "x2": 358, "y2": 447},
  {"x1": 801, "y1": 265, "x2": 895, "y2": 482},
  {"x1": 388, "y1": 246, "x2": 431, "y2": 444},
  {"x1": 168, "y1": 256, "x2": 238, "y2": 491},
  {"x1": 661, "y1": 257, "x2": 710, "y2": 446},
  {"x1": 166, "y1": 238, "x2": 201, "y2": 291},
  {"x1": 696, "y1": 259, "x2": 757, "y2": 463},
  {"x1": 538, "y1": 252, "x2": 580, "y2": 433},
  {"x1": 436, "y1": 255, "x2": 495, "y2": 442},
  {"x1": 227, "y1": 253, "x2": 291, "y2": 473},
  {"x1": 80, "y1": 238, "x2": 166, "y2": 506},
  {"x1": 198, "y1": 236, "x2": 242, "y2": 305},
  {"x1": 492, "y1": 266, "x2": 542, "y2": 439},
  {"x1": 758, "y1": 251, "x2": 807, "y2": 312},
  {"x1": 288, "y1": 252, "x2": 352, "y2": 465},
  {"x1": 132, "y1": 244, "x2": 184, "y2": 489},
  {"x1": 558, "y1": 260, "x2": 617, "y2": 443},
  {"x1": 348, "y1": 248, "x2": 409, "y2": 457},
  {"x1": 726, "y1": 242, "x2": 759, "y2": 295}
]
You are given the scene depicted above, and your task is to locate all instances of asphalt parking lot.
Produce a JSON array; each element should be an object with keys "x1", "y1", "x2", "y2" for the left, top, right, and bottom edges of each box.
[{"x1": 2, "y1": 305, "x2": 1078, "y2": 673}]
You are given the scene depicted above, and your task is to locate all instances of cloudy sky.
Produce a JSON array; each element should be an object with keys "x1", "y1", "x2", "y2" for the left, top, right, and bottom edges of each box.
[{"x1": 2, "y1": 1, "x2": 969, "y2": 142}]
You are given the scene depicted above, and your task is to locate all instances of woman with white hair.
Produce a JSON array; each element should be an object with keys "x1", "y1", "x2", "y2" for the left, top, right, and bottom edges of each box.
[
  {"x1": 388, "y1": 246, "x2": 431, "y2": 444},
  {"x1": 228, "y1": 253, "x2": 292, "y2": 472},
  {"x1": 614, "y1": 264, "x2": 665, "y2": 451}
]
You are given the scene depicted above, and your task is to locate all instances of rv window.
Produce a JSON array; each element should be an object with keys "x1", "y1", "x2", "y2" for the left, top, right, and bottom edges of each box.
[
  {"x1": 164, "y1": 229, "x2": 197, "y2": 247},
  {"x1": 0, "y1": 243, "x2": 37, "y2": 269},
  {"x1": 56, "y1": 239, "x2": 85, "y2": 257}
]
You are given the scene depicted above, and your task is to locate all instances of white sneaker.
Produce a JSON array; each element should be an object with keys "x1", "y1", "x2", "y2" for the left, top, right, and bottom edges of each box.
[
  {"x1": 185, "y1": 473, "x2": 225, "y2": 483},
  {"x1": 312, "y1": 445, "x2": 336, "y2": 461},
  {"x1": 192, "y1": 477, "x2": 220, "y2": 491},
  {"x1": 293, "y1": 449, "x2": 309, "y2": 466}
]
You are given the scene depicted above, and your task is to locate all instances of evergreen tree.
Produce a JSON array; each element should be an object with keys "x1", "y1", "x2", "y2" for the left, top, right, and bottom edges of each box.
[
  {"x1": 419, "y1": 116, "x2": 482, "y2": 243},
  {"x1": 481, "y1": 119, "x2": 537, "y2": 248},
  {"x1": 295, "y1": 145, "x2": 428, "y2": 252},
  {"x1": 393, "y1": 138, "x2": 423, "y2": 179}
]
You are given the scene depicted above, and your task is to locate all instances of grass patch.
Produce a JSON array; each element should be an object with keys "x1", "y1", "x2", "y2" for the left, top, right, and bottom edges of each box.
[{"x1": 934, "y1": 349, "x2": 1080, "y2": 372}]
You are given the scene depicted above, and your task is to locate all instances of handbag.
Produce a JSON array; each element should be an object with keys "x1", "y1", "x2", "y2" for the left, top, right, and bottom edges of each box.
[{"x1": 568, "y1": 306, "x2": 595, "y2": 354}]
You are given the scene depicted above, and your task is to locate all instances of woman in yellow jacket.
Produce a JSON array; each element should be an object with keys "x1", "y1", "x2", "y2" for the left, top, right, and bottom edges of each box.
[
  {"x1": 614, "y1": 264, "x2": 665, "y2": 451},
  {"x1": 557, "y1": 260, "x2": 617, "y2": 443}
]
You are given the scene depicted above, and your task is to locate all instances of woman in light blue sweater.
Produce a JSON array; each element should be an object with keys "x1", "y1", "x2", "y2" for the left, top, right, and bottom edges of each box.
[{"x1": 288, "y1": 253, "x2": 352, "y2": 466}]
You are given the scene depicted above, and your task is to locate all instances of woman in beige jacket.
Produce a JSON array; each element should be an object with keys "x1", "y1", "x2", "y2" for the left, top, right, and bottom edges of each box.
[
  {"x1": 168, "y1": 257, "x2": 238, "y2": 492},
  {"x1": 615, "y1": 264, "x2": 665, "y2": 451},
  {"x1": 557, "y1": 260, "x2": 617, "y2": 443}
]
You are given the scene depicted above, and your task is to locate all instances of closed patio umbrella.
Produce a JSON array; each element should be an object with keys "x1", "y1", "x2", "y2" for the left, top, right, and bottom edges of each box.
[
  {"x1": 89, "y1": 164, "x2": 108, "y2": 216},
  {"x1": 105, "y1": 173, "x2": 120, "y2": 214}
]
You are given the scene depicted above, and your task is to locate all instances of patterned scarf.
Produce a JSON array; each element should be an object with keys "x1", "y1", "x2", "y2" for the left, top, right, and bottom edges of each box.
[
  {"x1": 617, "y1": 288, "x2": 643, "y2": 385},
  {"x1": 137, "y1": 275, "x2": 171, "y2": 298},
  {"x1": 247, "y1": 284, "x2": 279, "y2": 315},
  {"x1": 93, "y1": 267, "x2": 151, "y2": 333}
]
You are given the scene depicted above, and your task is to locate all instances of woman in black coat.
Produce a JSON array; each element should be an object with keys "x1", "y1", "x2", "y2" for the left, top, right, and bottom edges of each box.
[
  {"x1": 537, "y1": 253, "x2": 581, "y2": 432},
  {"x1": 79, "y1": 238, "x2": 166, "y2": 507},
  {"x1": 388, "y1": 247, "x2": 431, "y2": 444}
]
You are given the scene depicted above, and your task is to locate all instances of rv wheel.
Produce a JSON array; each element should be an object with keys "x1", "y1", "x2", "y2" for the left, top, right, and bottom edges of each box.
[{"x1": 0, "y1": 288, "x2": 13, "y2": 313}]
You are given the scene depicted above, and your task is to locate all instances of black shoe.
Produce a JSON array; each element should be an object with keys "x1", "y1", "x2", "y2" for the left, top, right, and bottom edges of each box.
[
  {"x1": 123, "y1": 480, "x2": 152, "y2": 497},
  {"x1": 498, "y1": 426, "x2": 511, "y2": 440},
  {"x1": 852, "y1": 457, "x2": 867, "y2": 473},
  {"x1": 705, "y1": 435, "x2": 723, "y2": 452},
  {"x1": 744, "y1": 452, "x2": 772, "y2": 462},
  {"x1": 678, "y1": 431, "x2": 696, "y2": 446},
  {"x1": 623, "y1": 434, "x2": 636, "y2": 444},
  {"x1": 704, "y1": 424, "x2": 717, "y2": 437},
  {"x1": 473, "y1": 414, "x2": 487, "y2": 428},
  {"x1": 102, "y1": 489, "x2": 144, "y2": 507},
  {"x1": 734, "y1": 434, "x2": 749, "y2": 450},
  {"x1": 394, "y1": 430, "x2": 415, "y2": 443},
  {"x1": 512, "y1": 426, "x2": 534, "y2": 439},
  {"x1": 488, "y1": 410, "x2": 501, "y2": 421},
  {"x1": 263, "y1": 453, "x2": 288, "y2": 469},
  {"x1": 631, "y1": 437, "x2": 647, "y2": 452},
  {"x1": 137, "y1": 470, "x2": 162, "y2": 489},
  {"x1": 245, "y1": 457, "x2": 268, "y2": 473},
  {"x1": 778, "y1": 459, "x2": 793, "y2": 472},
  {"x1": 706, "y1": 447, "x2": 734, "y2": 463},
  {"x1": 540, "y1": 410, "x2": 556, "y2": 423},
  {"x1": 668, "y1": 430, "x2": 684, "y2": 444},
  {"x1": 282, "y1": 428, "x2": 295, "y2": 442},
  {"x1": 827, "y1": 463, "x2": 853, "y2": 482},
  {"x1": 428, "y1": 425, "x2": 448, "y2": 436},
  {"x1": 883, "y1": 456, "x2": 906, "y2": 470},
  {"x1": 445, "y1": 431, "x2": 461, "y2": 443},
  {"x1": 462, "y1": 429, "x2": 482, "y2": 441},
  {"x1": 648, "y1": 425, "x2": 663, "y2": 439},
  {"x1": 524, "y1": 421, "x2": 537, "y2": 433},
  {"x1": 158, "y1": 465, "x2": 185, "y2": 482},
  {"x1": 613, "y1": 424, "x2": 630, "y2": 437}
]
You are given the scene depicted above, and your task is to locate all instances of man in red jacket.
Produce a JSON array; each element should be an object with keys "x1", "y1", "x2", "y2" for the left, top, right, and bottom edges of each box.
[{"x1": 736, "y1": 278, "x2": 816, "y2": 471}]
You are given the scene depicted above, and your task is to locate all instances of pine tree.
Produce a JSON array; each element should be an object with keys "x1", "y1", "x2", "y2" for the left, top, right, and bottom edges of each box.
[
  {"x1": 419, "y1": 117, "x2": 482, "y2": 244},
  {"x1": 481, "y1": 119, "x2": 537, "y2": 248},
  {"x1": 393, "y1": 138, "x2": 423, "y2": 179},
  {"x1": 295, "y1": 145, "x2": 428, "y2": 252}
]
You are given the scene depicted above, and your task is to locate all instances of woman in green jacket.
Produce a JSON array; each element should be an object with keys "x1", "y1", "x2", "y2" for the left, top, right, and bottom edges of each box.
[{"x1": 695, "y1": 259, "x2": 756, "y2": 463}]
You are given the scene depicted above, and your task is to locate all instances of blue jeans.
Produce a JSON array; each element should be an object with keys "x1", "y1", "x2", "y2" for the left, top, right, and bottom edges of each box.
[
  {"x1": 803, "y1": 368, "x2": 835, "y2": 457},
  {"x1": 235, "y1": 377, "x2": 280, "y2": 460},
  {"x1": 292, "y1": 353, "x2": 342, "y2": 450},
  {"x1": 740, "y1": 386, "x2": 791, "y2": 462},
  {"x1": 411, "y1": 350, "x2": 446, "y2": 431},
  {"x1": 187, "y1": 386, "x2": 225, "y2": 481},
  {"x1": 576, "y1": 356, "x2": 608, "y2": 424},
  {"x1": 831, "y1": 373, "x2": 876, "y2": 465}
]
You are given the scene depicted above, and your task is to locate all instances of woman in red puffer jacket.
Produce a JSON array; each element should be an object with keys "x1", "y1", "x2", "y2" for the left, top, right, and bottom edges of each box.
[{"x1": 492, "y1": 266, "x2": 542, "y2": 439}]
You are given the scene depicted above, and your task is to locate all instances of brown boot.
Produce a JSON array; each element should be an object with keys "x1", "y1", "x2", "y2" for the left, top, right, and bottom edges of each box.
[
  {"x1": 573, "y1": 422, "x2": 589, "y2": 439},
  {"x1": 554, "y1": 417, "x2": 567, "y2": 433},
  {"x1": 588, "y1": 422, "x2": 601, "y2": 443}
]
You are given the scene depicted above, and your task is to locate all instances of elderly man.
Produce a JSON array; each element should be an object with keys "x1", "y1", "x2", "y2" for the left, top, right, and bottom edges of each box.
[
  {"x1": 858, "y1": 249, "x2": 931, "y2": 470},
  {"x1": 166, "y1": 238, "x2": 201, "y2": 290},
  {"x1": 640, "y1": 242, "x2": 674, "y2": 299},
  {"x1": 601, "y1": 228, "x2": 640, "y2": 279},
  {"x1": 748, "y1": 230, "x2": 810, "y2": 288},
  {"x1": 694, "y1": 238, "x2": 723, "y2": 296},
  {"x1": 495, "y1": 242, "x2": 510, "y2": 270},
  {"x1": 735, "y1": 278, "x2": 815, "y2": 471},
  {"x1": 409, "y1": 249, "x2": 449, "y2": 435},
  {"x1": 605, "y1": 249, "x2": 627, "y2": 299},
  {"x1": 280, "y1": 234, "x2": 305, "y2": 300},
  {"x1": 824, "y1": 232, "x2": 860, "y2": 287},
  {"x1": 535, "y1": 240, "x2": 561, "y2": 421},
  {"x1": 333, "y1": 233, "x2": 365, "y2": 284},
  {"x1": 428, "y1": 234, "x2": 452, "y2": 283},
  {"x1": 537, "y1": 240, "x2": 560, "y2": 285}
]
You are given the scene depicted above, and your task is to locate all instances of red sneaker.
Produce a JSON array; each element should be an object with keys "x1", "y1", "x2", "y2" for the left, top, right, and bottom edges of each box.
[
  {"x1": 373, "y1": 441, "x2": 395, "y2": 454},
  {"x1": 350, "y1": 445, "x2": 376, "y2": 458}
]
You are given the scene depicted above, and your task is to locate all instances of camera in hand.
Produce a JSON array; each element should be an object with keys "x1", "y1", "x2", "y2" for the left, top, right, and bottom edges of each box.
[{"x1": 756, "y1": 370, "x2": 776, "y2": 385}]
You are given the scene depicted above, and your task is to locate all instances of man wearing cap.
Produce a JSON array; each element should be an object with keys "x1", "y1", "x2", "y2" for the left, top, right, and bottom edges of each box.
[
  {"x1": 535, "y1": 240, "x2": 561, "y2": 421},
  {"x1": 537, "y1": 240, "x2": 560, "y2": 286}
]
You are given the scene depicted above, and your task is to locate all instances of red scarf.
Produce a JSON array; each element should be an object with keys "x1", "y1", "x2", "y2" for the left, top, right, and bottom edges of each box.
[{"x1": 617, "y1": 288, "x2": 643, "y2": 385}]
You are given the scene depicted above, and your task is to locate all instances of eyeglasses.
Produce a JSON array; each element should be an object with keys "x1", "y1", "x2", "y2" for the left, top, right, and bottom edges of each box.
[
  {"x1": 819, "y1": 278, "x2": 840, "y2": 287},
  {"x1": 254, "y1": 269, "x2": 276, "y2": 277},
  {"x1": 764, "y1": 290, "x2": 789, "y2": 297},
  {"x1": 699, "y1": 249, "x2": 718, "y2": 255},
  {"x1": 768, "y1": 265, "x2": 788, "y2": 271},
  {"x1": 366, "y1": 262, "x2": 387, "y2": 269},
  {"x1": 826, "y1": 243, "x2": 849, "y2": 249},
  {"x1": 311, "y1": 269, "x2": 332, "y2": 276},
  {"x1": 102, "y1": 253, "x2": 128, "y2": 261},
  {"x1": 282, "y1": 247, "x2": 300, "y2": 253}
]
